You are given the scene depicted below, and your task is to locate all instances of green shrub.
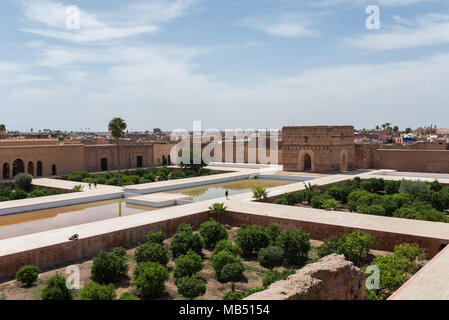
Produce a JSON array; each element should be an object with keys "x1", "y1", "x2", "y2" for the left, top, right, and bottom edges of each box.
[
  {"x1": 90, "y1": 249, "x2": 129, "y2": 284},
  {"x1": 399, "y1": 179, "x2": 430, "y2": 196},
  {"x1": 177, "y1": 277, "x2": 206, "y2": 299},
  {"x1": 258, "y1": 246, "x2": 284, "y2": 269},
  {"x1": 384, "y1": 180, "x2": 400, "y2": 195},
  {"x1": 15, "y1": 265, "x2": 40, "y2": 286},
  {"x1": 41, "y1": 274, "x2": 72, "y2": 300},
  {"x1": 284, "y1": 192, "x2": 302, "y2": 205},
  {"x1": 170, "y1": 231, "x2": 204, "y2": 258},
  {"x1": 430, "y1": 180, "x2": 443, "y2": 192},
  {"x1": 135, "y1": 242, "x2": 169, "y2": 265},
  {"x1": 357, "y1": 204, "x2": 386, "y2": 216},
  {"x1": 170, "y1": 171, "x2": 186, "y2": 180},
  {"x1": 394, "y1": 243, "x2": 424, "y2": 261},
  {"x1": 220, "y1": 262, "x2": 244, "y2": 283},
  {"x1": 318, "y1": 230, "x2": 376, "y2": 266},
  {"x1": 223, "y1": 291, "x2": 244, "y2": 300},
  {"x1": 235, "y1": 225, "x2": 270, "y2": 256},
  {"x1": 262, "y1": 269, "x2": 295, "y2": 288},
  {"x1": 302, "y1": 183, "x2": 321, "y2": 204},
  {"x1": 252, "y1": 187, "x2": 268, "y2": 200},
  {"x1": 145, "y1": 231, "x2": 166, "y2": 244},
  {"x1": 199, "y1": 219, "x2": 228, "y2": 249},
  {"x1": 273, "y1": 197, "x2": 288, "y2": 205},
  {"x1": 360, "y1": 178, "x2": 384, "y2": 193},
  {"x1": 133, "y1": 262, "x2": 169, "y2": 299},
  {"x1": 13, "y1": 173, "x2": 33, "y2": 190},
  {"x1": 310, "y1": 193, "x2": 333, "y2": 209},
  {"x1": 135, "y1": 168, "x2": 145, "y2": 177},
  {"x1": 143, "y1": 173, "x2": 156, "y2": 182},
  {"x1": 78, "y1": 282, "x2": 115, "y2": 300},
  {"x1": 173, "y1": 251, "x2": 203, "y2": 279},
  {"x1": 417, "y1": 190, "x2": 446, "y2": 211},
  {"x1": 112, "y1": 247, "x2": 127, "y2": 258},
  {"x1": 321, "y1": 198, "x2": 339, "y2": 211},
  {"x1": 9, "y1": 189, "x2": 28, "y2": 200},
  {"x1": 393, "y1": 201, "x2": 448, "y2": 222},
  {"x1": 276, "y1": 228, "x2": 310, "y2": 266},
  {"x1": 177, "y1": 223, "x2": 194, "y2": 233},
  {"x1": 119, "y1": 292, "x2": 140, "y2": 300},
  {"x1": 211, "y1": 250, "x2": 243, "y2": 281},
  {"x1": 212, "y1": 240, "x2": 243, "y2": 257},
  {"x1": 72, "y1": 185, "x2": 84, "y2": 192},
  {"x1": 325, "y1": 181, "x2": 356, "y2": 203},
  {"x1": 266, "y1": 223, "x2": 281, "y2": 245}
]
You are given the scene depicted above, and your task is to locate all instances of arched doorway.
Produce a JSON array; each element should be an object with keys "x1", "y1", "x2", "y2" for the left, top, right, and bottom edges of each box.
[
  {"x1": 303, "y1": 153, "x2": 312, "y2": 172},
  {"x1": 341, "y1": 153, "x2": 348, "y2": 172},
  {"x1": 12, "y1": 159, "x2": 24, "y2": 177},
  {"x1": 27, "y1": 162, "x2": 34, "y2": 176},
  {"x1": 51, "y1": 164, "x2": 57, "y2": 176},
  {"x1": 2, "y1": 163, "x2": 10, "y2": 179},
  {"x1": 36, "y1": 161, "x2": 43, "y2": 177}
]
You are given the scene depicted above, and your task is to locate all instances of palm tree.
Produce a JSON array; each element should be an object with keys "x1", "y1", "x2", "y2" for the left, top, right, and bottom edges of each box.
[
  {"x1": 209, "y1": 203, "x2": 227, "y2": 222},
  {"x1": 108, "y1": 117, "x2": 127, "y2": 186}
]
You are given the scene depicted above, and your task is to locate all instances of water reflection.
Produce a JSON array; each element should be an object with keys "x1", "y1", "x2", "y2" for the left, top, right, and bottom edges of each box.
[
  {"x1": 167, "y1": 178, "x2": 295, "y2": 202},
  {"x1": 0, "y1": 199, "x2": 155, "y2": 240}
]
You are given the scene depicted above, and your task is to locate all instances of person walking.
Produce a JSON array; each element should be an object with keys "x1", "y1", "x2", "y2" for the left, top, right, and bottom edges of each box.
[
  {"x1": 88, "y1": 181, "x2": 92, "y2": 190},
  {"x1": 94, "y1": 180, "x2": 97, "y2": 189},
  {"x1": 225, "y1": 190, "x2": 229, "y2": 199}
]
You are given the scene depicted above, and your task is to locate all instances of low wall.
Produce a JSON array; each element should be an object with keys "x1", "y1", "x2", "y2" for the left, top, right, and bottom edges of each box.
[{"x1": 373, "y1": 149, "x2": 449, "y2": 173}]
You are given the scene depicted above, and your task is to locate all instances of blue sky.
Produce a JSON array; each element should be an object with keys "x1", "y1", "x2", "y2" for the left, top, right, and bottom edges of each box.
[{"x1": 1, "y1": 0, "x2": 449, "y2": 132}]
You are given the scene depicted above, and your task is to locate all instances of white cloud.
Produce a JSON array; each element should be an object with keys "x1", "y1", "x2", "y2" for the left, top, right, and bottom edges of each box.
[
  {"x1": 345, "y1": 14, "x2": 449, "y2": 51},
  {"x1": 0, "y1": 62, "x2": 49, "y2": 85},
  {"x1": 312, "y1": 0, "x2": 439, "y2": 7},
  {"x1": 19, "y1": 0, "x2": 200, "y2": 43},
  {"x1": 239, "y1": 13, "x2": 320, "y2": 38}
]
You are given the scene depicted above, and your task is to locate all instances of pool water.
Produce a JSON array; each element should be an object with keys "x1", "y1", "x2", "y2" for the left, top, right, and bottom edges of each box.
[
  {"x1": 0, "y1": 199, "x2": 155, "y2": 240},
  {"x1": 167, "y1": 178, "x2": 295, "y2": 202}
]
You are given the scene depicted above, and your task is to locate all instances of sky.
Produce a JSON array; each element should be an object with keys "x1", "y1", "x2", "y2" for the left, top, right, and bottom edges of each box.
[{"x1": 1, "y1": 0, "x2": 449, "y2": 132}]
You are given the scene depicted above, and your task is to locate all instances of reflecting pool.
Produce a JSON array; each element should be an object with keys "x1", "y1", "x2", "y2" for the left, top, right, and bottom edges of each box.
[
  {"x1": 0, "y1": 199, "x2": 155, "y2": 240},
  {"x1": 166, "y1": 178, "x2": 296, "y2": 202}
]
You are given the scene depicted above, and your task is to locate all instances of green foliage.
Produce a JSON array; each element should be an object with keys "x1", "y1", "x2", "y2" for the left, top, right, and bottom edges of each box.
[
  {"x1": 252, "y1": 186, "x2": 268, "y2": 200},
  {"x1": 262, "y1": 268, "x2": 295, "y2": 288},
  {"x1": 170, "y1": 228, "x2": 204, "y2": 258},
  {"x1": 266, "y1": 223, "x2": 281, "y2": 245},
  {"x1": 209, "y1": 203, "x2": 227, "y2": 217},
  {"x1": 399, "y1": 179, "x2": 430, "y2": 196},
  {"x1": 177, "y1": 223, "x2": 193, "y2": 233},
  {"x1": 145, "y1": 231, "x2": 166, "y2": 244},
  {"x1": 13, "y1": 173, "x2": 33, "y2": 190},
  {"x1": 220, "y1": 262, "x2": 244, "y2": 283},
  {"x1": 321, "y1": 198, "x2": 339, "y2": 211},
  {"x1": 41, "y1": 274, "x2": 72, "y2": 300},
  {"x1": 394, "y1": 243, "x2": 424, "y2": 261},
  {"x1": 283, "y1": 191, "x2": 303, "y2": 205},
  {"x1": 210, "y1": 250, "x2": 244, "y2": 281},
  {"x1": 27, "y1": 186, "x2": 62, "y2": 198},
  {"x1": 119, "y1": 292, "x2": 140, "y2": 300},
  {"x1": 15, "y1": 265, "x2": 40, "y2": 286},
  {"x1": 90, "y1": 249, "x2": 129, "y2": 284},
  {"x1": 318, "y1": 230, "x2": 377, "y2": 266},
  {"x1": 393, "y1": 201, "x2": 448, "y2": 222},
  {"x1": 223, "y1": 291, "x2": 244, "y2": 300},
  {"x1": 235, "y1": 224, "x2": 270, "y2": 256},
  {"x1": 177, "y1": 277, "x2": 206, "y2": 299},
  {"x1": 170, "y1": 171, "x2": 186, "y2": 180},
  {"x1": 78, "y1": 282, "x2": 115, "y2": 300},
  {"x1": 384, "y1": 180, "x2": 400, "y2": 195},
  {"x1": 178, "y1": 149, "x2": 207, "y2": 174},
  {"x1": 9, "y1": 189, "x2": 28, "y2": 200},
  {"x1": 199, "y1": 219, "x2": 228, "y2": 249},
  {"x1": 135, "y1": 242, "x2": 169, "y2": 265},
  {"x1": 273, "y1": 197, "x2": 288, "y2": 205},
  {"x1": 258, "y1": 246, "x2": 284, "y2": 269},
  {"x1": 310, "y1": 193, "x2": 333, "y2": 209},
  {"x1": 360, "y1": 178, "x2": 385, "y2": 193},
  {"x1": 212, "y1": 240, "x2": 243, "y2": 257},
  {"x1": 430, "y1": 180, "x2": 443, "y2": 192},
  {"x1": 72, "y1": 185, "x2": 84, "y2": 192},
  {"x1": 302, "y1": 183, "x2": 321, "y2": 204},
  {"x1": 144, "y1": 172, "x2": 156, "y2": 182},
  {"x1": 417, "y1": 190, "x2": 446, "y2": 211},
  {"x1": 357, "y1": 204, "x2": 386, "y2": 216},
  {"x1": 173, "y1": 251, "x2": 203, "y2": 279},
  {"x1": 133, "y1": 262, "x2": 169, "y2": 299},
  {"x1": 276, "y1": 228, "x2": 310, "y2": 266}
]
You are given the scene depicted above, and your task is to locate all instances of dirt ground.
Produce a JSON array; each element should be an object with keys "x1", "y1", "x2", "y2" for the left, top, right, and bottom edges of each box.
[{"x1": 0, "y1": 226, "x2": 392, "y2": 300}]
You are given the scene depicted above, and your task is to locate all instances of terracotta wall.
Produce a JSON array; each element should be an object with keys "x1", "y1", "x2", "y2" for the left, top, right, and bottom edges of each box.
[{"x1": 373, "y1": 149, "x2": 449, "y2": 173}]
